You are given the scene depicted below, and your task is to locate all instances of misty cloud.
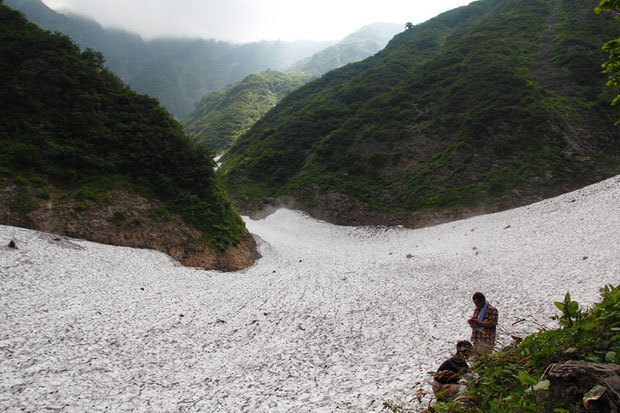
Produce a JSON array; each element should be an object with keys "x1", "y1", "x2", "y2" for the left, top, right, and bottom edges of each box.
[{"x1": 42, "y1": 0, "x2": 474, "y2": 42}]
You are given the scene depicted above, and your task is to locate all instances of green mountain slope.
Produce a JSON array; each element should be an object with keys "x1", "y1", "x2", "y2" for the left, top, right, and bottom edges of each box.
[
  {"x1": 220, "y1": 0, "x2": 620, "y2": 225},
  {"x1": 4, "y1": 0, "x2": 179, "y2": 82},
  {"x1": 129, "y1": 39, "x2": 336, "y2": 120},
  {"x1": 286, "y1": 22, "x2": 402, "y2": 76},
  {"x1": 0, "y1": 4, "x2": 256, "y2": 269},
  {"x1": 182, "y1": 23, "x2": 402, "y2": 154},
  {"x1": 5, "y1": 0, "x2": 335, "y2": 119},
  {"x1": 182, "y1": 70, "x2": 313, "y2": 153}
]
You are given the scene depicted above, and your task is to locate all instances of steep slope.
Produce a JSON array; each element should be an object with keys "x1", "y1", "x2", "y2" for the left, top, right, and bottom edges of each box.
[
  {"x1": 182, "y1": 70, "x2": 313, "y2": 153},
  {"x1": 129, "y1": 39, "x2": 336, "y2": 120},
  {"x1": 183, "y1": 23, "x2": 402, "y2": 154},
  {"x1": 286, "y1": 22, "x2": 402, "y2": 76},
  {"x1": 4, "y1": 0, "x2": 176, "y2": 81},
  {"x1": 220, "y1": 0, "x2": 620, "y2": 226},
  {"x1": 0, "y1": 5, "x2": 258, "y2": 270},
  {"x1": 5, "y1": 0, "x2": 334, "y2": 119}
]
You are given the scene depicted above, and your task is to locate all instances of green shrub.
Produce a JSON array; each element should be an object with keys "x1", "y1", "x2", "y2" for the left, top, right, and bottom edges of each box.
[
  {"x1": 30, "y1": 175, "x2": 47, "y2": 187},
  {"x1": 73, "y1": 202, "x2": 89, "y2": 213},
  {"x1": 147, "y1": 205, "x2": 170, "y2": 221},
  {"x1": 36, "y1": 189, "x2": 51, "y2": 200},
  {"x1": 107, "y1": 210, "x2": 126, "y2": 225},
  {"x1": 128, "y1": 217, "x2": 144, "y2": 227},
  {"x1": 14, "y1": 175, "x2": 27, "y2": 186},
  {"x1": 11, "y1": 192, "x2": 39, "y2": 213},
  {"x1": 75, "y1": 186, "x2": 100, "y2": 203}
]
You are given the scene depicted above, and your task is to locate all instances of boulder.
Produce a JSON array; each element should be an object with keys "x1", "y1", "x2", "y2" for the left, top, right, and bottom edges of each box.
[{"x1": 537, "y1": 360, "x2": 620, "y2": 412}]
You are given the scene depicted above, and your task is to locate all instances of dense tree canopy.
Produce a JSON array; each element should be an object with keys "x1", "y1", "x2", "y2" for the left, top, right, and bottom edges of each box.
[
  {"x1": 183, "y1": 70, "x2": 312, "y2": 153},
  {"x1": 596, "y1": 0, "x2": 620, "y2": 124},
  {"x1": 0, "y1": 5, "x2": 245, "y2": 250}
]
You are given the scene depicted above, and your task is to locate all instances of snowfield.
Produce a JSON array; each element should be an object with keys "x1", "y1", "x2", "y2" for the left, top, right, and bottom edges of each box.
[{"x1": 1, "y1": 176, "x2": 619, "y2": 412}]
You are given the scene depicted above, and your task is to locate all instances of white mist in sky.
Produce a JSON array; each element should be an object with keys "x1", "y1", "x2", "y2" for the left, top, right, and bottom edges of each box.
[{"x1": 42, "y1": 0, "x2": 475, "y2": 42}]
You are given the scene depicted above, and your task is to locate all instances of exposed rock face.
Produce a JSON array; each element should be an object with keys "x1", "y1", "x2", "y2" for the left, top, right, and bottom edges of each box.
[
  {"x1": 246, "y1": 192, "x2": 506, "y2": 230},
  {"x1": 538, "y1": 361, "x2": 620, "y2": 413},
  {"x1": 0, "y1": 183, "x2": 260, "y2": 272}
]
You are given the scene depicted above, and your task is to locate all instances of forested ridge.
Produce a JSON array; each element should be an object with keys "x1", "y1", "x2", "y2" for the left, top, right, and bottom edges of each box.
[
  {"x1": 5, "y1": 0, "x2": 334, "y2": 119},
  {"x1": 182, "y1": 23, "x2": 403, "y2": 154},
  {"x1": 183, "y1": 70, "x2": 313, "y2": 153},
  {"x1": 220, "y1": 0, "x2": 620, "y2": 225},
  {"x1": 286, "y1": 22, "x2": 402, "y2": 76},
  {"x1": 0, "y1": 5, "x2": 252, "y2": 267}
]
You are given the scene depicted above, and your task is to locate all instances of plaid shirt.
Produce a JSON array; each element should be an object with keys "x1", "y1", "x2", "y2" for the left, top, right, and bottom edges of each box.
[{"x1": 469, "y1": 303, "x2": 498, "y2": 345}]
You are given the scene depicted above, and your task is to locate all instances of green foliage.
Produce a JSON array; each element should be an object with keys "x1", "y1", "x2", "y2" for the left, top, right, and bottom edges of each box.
[
  {"x1": 595, "y1": 0, "x2": 620, "y2": 16},
  {"x1": 552, "y1": 292, "x2": 581, "y2": 327},
  {"x1": 183, "y1": 70, "x2": 313, "y2": 153},
  {"x1": 427, "y1": 285, "x2": 620, "y2": 412},
  {"x1": 75, "y1": 186, "x2": 100, "y2": 203},
  {"x1": 107, "y1": 210, "x2": 126, "y2": 225},
  {"x1": 11, "y1": 190, "x2": 39, "y2": 213},
  {"x1": 596, "y1": 0, "x2": 620, "y2": 124},
  {"x1": 0, "y1": 5, "x2": 246, "y2": 251},
  {"x1": 220, "y1": 0, "x2": 620, "y2": 217},
  {"x1": 147, "y1": 205, "x2": 170, "y2": 221},
  {"x1": 36, "y1": 189, "x2": 51, "y2": 200},
  {"x1": 73, "y1": 202, "x2": 88, "y2": 213}
]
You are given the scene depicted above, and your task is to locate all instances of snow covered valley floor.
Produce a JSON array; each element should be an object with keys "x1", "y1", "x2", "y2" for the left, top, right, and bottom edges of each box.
[{"x1": 1, "y1": 176, "x2": 620, "y2": 412}]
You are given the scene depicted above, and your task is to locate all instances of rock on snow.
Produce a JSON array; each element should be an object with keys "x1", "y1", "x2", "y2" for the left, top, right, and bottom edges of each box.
[{"x1": 1, "y1": 176, "x2": 619, "y2": 411}]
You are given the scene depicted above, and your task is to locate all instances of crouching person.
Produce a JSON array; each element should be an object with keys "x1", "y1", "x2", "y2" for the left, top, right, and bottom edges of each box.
[{"x1": 432, "y1": 340, "x2": 473, "y2": 402}]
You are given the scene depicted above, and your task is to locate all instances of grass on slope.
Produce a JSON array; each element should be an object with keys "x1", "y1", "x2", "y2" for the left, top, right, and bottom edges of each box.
[
  {"x1": 219, "y1": 0, "x2": 497, "y2": 209},
  {"x1": 183, "y1": 70, "x2": 313, "y2": 153}
]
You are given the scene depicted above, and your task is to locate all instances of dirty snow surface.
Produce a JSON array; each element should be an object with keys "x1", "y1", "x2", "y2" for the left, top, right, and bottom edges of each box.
[{"x1": 2, "y1": 176, "x2": 620, "y2": 412}]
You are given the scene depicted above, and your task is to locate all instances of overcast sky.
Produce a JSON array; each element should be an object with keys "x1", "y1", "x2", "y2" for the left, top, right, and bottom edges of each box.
[{"x1": 41, "y1": 0, "x2": 475, "y2": 43}]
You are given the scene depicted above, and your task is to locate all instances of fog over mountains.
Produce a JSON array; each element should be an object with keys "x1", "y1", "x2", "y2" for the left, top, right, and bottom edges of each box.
[{"x1": 6, "y1": 0, "x2": 400, "y2": 119}]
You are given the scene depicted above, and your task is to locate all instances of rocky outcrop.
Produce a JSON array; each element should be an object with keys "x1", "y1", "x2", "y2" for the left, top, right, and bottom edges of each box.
[
  {"x1": 537, "y1": 361, "x2": 620, "y2": 412},
  {"x1": 0, "y1": 182, "x2": 260, "y2": 272}
]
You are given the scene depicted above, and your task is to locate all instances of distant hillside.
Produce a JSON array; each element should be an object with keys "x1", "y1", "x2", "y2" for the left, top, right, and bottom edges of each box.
[
  {"x1": 183, "y1": 70, "x2": 313, "y2": 153},
  {"x1": 183, "y1": 23, "x2": 402, "y2": 153},
  {"x1": 5, "y1": 0, "x2": 334, "y2": 119},
  {"x1": 220, "y1": 0, "x2": 620, "y2": 226},
  {"x1": 4, "y1": 0, "x2": 176, "y2": 82},
  {"x1": 129, "y1": 39, "x2": 335, "y2": 120},
  {"x1": 287, "y1": 22, "x2": 402, "y2": 76},
  {"x1": 0, "y1": 4, "x2": 258, "y2": 270}
]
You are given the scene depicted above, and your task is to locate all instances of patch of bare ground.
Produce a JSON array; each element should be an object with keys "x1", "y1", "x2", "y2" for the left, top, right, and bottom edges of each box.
[
  {"x1": 247, "y1": 186, "x2": 550, "y2": 231},
  {"x1": 0, "y1": 180, "x2": 259, "y2": 271}
]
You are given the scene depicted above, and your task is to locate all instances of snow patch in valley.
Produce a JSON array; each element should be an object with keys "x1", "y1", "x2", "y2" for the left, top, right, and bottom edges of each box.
[{"x1": 1, "y1": 176, "x2": 619, "y2": 411}]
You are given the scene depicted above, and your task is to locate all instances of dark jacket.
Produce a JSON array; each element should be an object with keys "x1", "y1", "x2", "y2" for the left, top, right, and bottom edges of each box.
[{"x1": 434, "y1": 355, "x2": 468, "y2": 384}]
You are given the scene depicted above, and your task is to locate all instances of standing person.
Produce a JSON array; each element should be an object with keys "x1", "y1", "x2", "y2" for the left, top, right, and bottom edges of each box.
[
  {"x1": 467, "y1": 292, "x2": 498, "y2": 356},
  {"x1": 432, "y1": 340, "x2": 473, "y2": 402}
]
